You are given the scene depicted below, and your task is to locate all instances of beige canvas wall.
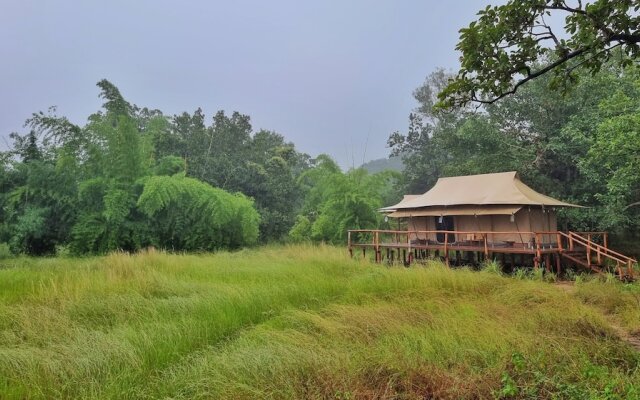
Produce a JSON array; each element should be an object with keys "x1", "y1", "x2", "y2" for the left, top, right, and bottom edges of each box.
[
  {"x1": 408, "y1": 217, "x2": 435, "y2": 240},
  {"x1": 405, "y1": 208, "x2": 558, "y2": 245}
]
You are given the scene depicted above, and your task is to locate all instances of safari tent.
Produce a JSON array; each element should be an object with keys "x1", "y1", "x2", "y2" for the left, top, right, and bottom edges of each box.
[
  {"x1": 382, "y1": 171, "x2": 579, "y2": 246},
  {"x1": 348, "y1": 171, "x2": 636, "y2": 280}
]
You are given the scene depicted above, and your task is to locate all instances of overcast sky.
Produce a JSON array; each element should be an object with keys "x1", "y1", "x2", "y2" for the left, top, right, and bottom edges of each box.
[{"x1": 1, "y1": 1, "x2": 493, "y2": 168}]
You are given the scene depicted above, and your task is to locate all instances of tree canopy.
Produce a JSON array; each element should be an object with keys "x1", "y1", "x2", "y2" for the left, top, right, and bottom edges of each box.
[
  {"x1": 0, "y1": 81, "x2": 277, "y2": 255},
  {"x1": 1, "y1": 80, "x2": 398, "y2": 256},
  {"x1": 439, "y1": 0, "x2": 640, "y2": 107},
  {"x1": 391, "y1": 62, "x2": 640, "y2": 252}
]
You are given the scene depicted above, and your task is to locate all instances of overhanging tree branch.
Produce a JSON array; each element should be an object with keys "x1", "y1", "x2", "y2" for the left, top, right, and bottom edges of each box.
[
  {"x1": 438, "y1": 0, "x2": 640, "y2": 108},
  {"x1": 473, "y1": 47, "x2": 589, "y2": 104}
]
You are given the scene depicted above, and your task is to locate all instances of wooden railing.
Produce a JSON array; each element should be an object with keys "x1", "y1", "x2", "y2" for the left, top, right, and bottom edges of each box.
[
  {"x1": 348, "y1": 229, "x2": 561, "y2": 266},
  {"x1": 571, "y1": 231, "x2": 608, "y2": 248},
  {"x1": 559, "y1": 231, "x2": 636, "y2": 278},
  {"x1": 347, "y1": 229, "x2": 637, "y2": 279}
]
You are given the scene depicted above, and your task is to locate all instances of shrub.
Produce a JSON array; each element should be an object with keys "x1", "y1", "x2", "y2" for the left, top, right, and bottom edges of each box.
[
  {"x1": 137, "y1": 175, "x2": 260, "y2": 250},
  {"x1": 482, "y1": 259, "x2": 502, "y2": 275},
  {"x1": 0, "y1": 243, "x2": 13, "y2": 259}
]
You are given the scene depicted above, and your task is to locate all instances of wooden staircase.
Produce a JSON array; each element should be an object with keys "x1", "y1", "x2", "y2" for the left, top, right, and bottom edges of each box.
[
  {"x1": 561, "y1": 250, "x2": 606, "y2": 274},
  {"x1": 558, "y1": 232, "x2": 637, "y2": 281}
]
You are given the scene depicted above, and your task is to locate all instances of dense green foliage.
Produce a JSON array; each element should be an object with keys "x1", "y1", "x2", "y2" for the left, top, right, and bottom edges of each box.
[
  {"x1": 137, "y1": 175, "x2": 260, "y2": 250},
  {"x1": 289, "y1": 155, "x2": 399, "y2": 243},
  {"x1": 153, "y1": 109, "x2": 311, "y2": 241},
  {"x1": 390, "y1": 64, "x2": 640, "y2": 253},
  {"x1": 439, "y1": 0, "x2": 640, "y2": 106},
  {"x1": 0, "y1": 246, "x2": 638, "y2": 399},
  {"x1": 0, "y1": 81, "x2": 394, "y2": 255},
  {"x1": 0, "y1": 81, "x2": 266, "y2": 254}
]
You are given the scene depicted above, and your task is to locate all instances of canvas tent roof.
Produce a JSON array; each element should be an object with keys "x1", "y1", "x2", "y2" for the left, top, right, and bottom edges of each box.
[
  {"x1": 389, "y1": 171, "x2": 582, "y2": 210},
  {"x1": 380, "y1": 195, "x2": 421, "y2": 212}
]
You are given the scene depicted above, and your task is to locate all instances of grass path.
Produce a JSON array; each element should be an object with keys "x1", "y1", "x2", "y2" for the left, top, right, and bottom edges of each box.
[{"x1": 0, "y1": 245, "x2": 639, "y2": 399}]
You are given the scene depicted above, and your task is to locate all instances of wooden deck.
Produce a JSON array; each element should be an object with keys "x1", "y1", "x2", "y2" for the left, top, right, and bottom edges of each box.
[{"x1": 347, "y1": 229, "x2": 637, "y2": 280}]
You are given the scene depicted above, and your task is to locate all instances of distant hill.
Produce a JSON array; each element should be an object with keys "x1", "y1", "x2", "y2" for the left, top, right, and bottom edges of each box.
[{"x1": 360, "y1": 156, "x2": 404, "y2": 174}]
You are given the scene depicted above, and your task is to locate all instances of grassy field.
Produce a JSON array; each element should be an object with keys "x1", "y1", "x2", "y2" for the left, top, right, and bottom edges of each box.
[{"x1": 0, "y1": 245, "x2": 639, "y2": 399}]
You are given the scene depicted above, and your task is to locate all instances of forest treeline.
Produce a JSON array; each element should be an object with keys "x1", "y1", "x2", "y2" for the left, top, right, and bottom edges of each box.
[
  {"x1": 0, "y1": 81, "x2": 396, "y2": 255},
  {"x1": 390, "y1": 61, "x2": 640, "y2": 251},
  {"x1": 2, "y1": 60, "x2": 640, "y2": 256}
]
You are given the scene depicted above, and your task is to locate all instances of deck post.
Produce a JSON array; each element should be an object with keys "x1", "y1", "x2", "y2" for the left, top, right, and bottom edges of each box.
[
  {"x1": 444, "y1": 232, "x2": 449, "y2": 267},
  {"x1": 407, "y1": 231, "x2": 411, "y2": 265},
  {"x1": 534, "y1": 233, "x2": 541, "y2": 270},
  {"x1": 555, "y1": 253, "x2": 561, "y2": 275},
  {"x1": 569, "y1": 235, "x2": 574, "y2": 251},
  {"x1": 556, "y1": 232, "x2": 562, "y2": 251},
  {"x1": 587, "y1": 233, "x2": 593, "y2": 269},
  {"x1": 348, "y1": 231, "x2": 353, "y2": 258},
  {"x1": 628, "y1": 260, "x2": 633, "y2": 278},
  {"x1": 545, "y1": 254, "x2": 551, "y2": 273},
  {"x1": 374, "y1": 231, "x2": 380, "y2": 263},
  {"x1": 603, "y1": 233, "x2": 609, "y2": 249},
  {"x1": 483, "y1": 235, "x2": 489, "y2": 261}
]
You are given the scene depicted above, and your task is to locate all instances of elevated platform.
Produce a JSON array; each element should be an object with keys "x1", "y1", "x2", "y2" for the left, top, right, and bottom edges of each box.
[{"x1": 347, "y1": 229, "x2": 637, "y2": 280}]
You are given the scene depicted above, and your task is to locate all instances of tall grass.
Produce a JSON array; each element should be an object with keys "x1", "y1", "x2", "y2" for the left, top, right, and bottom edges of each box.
[{"x1": 0, "y1": 245, "x2": 638, "y2": 399}]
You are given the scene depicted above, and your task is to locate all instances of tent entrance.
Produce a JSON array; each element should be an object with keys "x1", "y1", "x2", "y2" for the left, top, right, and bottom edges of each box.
[{"x1": 435, "y1": 216, "x2": 455, "y2": 243}]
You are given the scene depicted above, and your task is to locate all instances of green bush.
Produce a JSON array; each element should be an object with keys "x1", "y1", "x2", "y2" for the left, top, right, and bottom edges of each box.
[
  {"x1": 482, "y1": 259, "x2": 502, "y2": 275},
  {"x1": 288, "y1": 215, "x2": 312, "y2": 243},
  {"x1": 0, "y1": 243, "x2": 13, "y2": 259},
  {"x1": 137, "y1": 175, "x2": 260, "y2": 250}
]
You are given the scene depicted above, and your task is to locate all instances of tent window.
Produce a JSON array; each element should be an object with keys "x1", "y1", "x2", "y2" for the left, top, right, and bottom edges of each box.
[{"x1": 435, "y1": 216, "x2": 455, "y2": 243}]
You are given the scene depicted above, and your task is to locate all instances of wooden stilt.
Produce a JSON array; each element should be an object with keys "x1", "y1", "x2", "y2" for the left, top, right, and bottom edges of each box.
[
  {"x1": 555, "y1": 253, "x2": 561, "y2": 275},
  {"x1": 444, "y1": 234, "x2": 449, "y2": 267},
  {"x1": 545, "y1": 254, "x2": 551, "y2": 273}
]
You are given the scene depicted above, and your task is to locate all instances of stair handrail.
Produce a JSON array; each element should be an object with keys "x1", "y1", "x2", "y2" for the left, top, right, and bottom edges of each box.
[
  {"x1": 567, "y1": 231, "x2": 637, "y2": 264},
  {"x1": 557, "y1": 231, "x2": 627, "y2": 265}
]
